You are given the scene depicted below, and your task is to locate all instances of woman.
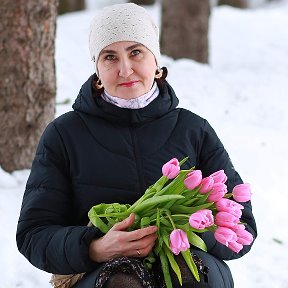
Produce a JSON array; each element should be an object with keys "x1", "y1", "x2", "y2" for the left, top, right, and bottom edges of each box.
[{"x1": 16, "y1": 3, "x2": 257, "y2": 288}]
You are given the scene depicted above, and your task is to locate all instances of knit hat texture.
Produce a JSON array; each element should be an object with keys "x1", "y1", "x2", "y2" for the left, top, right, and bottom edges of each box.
[{"x1": 89, "y1": 3, "x2": 160, "y2": 71}]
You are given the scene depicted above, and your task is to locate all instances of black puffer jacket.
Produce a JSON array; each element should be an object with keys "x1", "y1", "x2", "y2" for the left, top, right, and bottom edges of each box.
[{"x1": 16, "y1": 74, "x2": 257, "y2": 286}]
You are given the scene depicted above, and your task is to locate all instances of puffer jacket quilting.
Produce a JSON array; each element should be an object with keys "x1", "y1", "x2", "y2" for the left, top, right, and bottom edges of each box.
[{"x1": 16, "y1": 74, "x2": 257, "y2": 286}]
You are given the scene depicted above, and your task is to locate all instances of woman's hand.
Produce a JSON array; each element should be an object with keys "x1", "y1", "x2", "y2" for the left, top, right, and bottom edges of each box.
[{"x1": 89, "y1": 213, "x2": 158, "y2": 263}]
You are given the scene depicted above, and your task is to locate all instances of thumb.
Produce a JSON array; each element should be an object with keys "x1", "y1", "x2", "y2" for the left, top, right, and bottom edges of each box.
[{"x1": 111, "y1": 213, "x2": 135, "y2": 231}]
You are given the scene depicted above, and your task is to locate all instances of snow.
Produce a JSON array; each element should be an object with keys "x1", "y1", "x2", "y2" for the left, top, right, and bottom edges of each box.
[{"x1": 1, "y1": 0, "x2": 288, "y2": 287}]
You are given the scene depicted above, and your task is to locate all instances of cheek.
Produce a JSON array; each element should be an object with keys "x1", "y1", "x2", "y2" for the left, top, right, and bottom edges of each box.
[
  {"x1": 98, "y1": 67, "x2": 116, "y2": 85},
  {"x1": 101, "y1": 76, "x2": 117, "y2": 94},
  {"x1": 141, "y1": 67, "x2": 157, "y2": 84},
  {"x1": 97, "y1": 62, "x2": 113, "y2": 78},
  {"x1": 139, "y1": 60, "x2": 156, "y2": 75},
  {"x1": 142, "y1": 60, "x2": 157, "y2": 80}
]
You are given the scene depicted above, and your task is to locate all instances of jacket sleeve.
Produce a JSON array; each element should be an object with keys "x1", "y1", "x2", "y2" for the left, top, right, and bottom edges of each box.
[
  {"x1": 197, "y1": 120, "x2": 257, "y2": 260},
  {"x1": 16, "y1": 122, "x2": 104, "y2": 274}
]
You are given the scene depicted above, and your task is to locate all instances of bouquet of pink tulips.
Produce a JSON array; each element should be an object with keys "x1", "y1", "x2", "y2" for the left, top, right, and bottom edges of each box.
[{"x1": 88, "y1": 157, "x2": 253, "y2": 288}]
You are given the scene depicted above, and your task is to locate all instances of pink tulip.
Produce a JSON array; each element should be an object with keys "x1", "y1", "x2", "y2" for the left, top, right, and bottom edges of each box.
[
  {"x1": 189, "y1": 209, "x2": 214, "y2": 229},
  {"x1": 215, "y1": 212, "x2": 239, "y2": 228},
  {"x1": 169, "y1": 229, "x2": 190, "y2": 255},
  {"x1": 210, "y1": 170, "x2": 227, "y2": 184},
  {"x1": 214, "y1": 226, "x2": 237, "y2": 246},
  {"x1": 199, "y1": 176, "x2": 214, "y2": 194},
  {"x1": 234, "y1": 225, "x2": 254, "y2": 245},
  {"x1": 228, "y1": 241, "x2": 243, "y2": 253},
  {"x1": 215, "y1": 198, "x2": 244, "y2": 218},
  {"x1": 232, "y1": 183, "x2": 252, "y2": 202},
  {"x1": 184, "y1": 170, "x2": 202, "y2": 190},
  {"x1": 208, "y1": 183, "x2": 227, "y2": 202},
  {"x1": 235, "y1": 223, "x2": 246, "y2": 230},
  {"x1": 162, "y1": 158, "x2": 180, "y2": 179}
]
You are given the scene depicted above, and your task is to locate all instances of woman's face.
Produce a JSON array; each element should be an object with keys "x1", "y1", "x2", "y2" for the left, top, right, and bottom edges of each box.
[{"x1": 97, "y1": 41, "x2": 157, "y2": 99}]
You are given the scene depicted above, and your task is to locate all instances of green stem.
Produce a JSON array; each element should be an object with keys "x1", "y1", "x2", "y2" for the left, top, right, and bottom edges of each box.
[
  {"x1": 165, "y1": 211, "x2": 176, "y2": 230},
  {"x1": 224, "y1": 193, "x2": 233, "y2": 198},
  {"x1": 171, "y1": 214, "x2": 190, "y2": 219},
  {"x1": 127, "y1": 191, "x2": 153, "y2": 212}
]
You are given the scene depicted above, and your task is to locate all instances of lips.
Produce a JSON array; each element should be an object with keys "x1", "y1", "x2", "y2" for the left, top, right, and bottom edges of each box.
[{"x1": 119, "y1": 80, "x2": 139, "y2": 87}]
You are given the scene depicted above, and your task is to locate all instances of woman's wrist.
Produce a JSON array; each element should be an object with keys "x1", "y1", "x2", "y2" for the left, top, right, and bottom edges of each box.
[{"x1": 89, "y1": 238, "x2": 104, "y2": 263}]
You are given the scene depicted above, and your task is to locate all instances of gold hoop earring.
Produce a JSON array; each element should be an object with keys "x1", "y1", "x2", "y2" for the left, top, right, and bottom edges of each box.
[
  {"x1": 95, "y1": 79, "x2": 103, "y2": 89},
  {"x1": 155, "y1": 68, "x2": 163, "y2": 79}
]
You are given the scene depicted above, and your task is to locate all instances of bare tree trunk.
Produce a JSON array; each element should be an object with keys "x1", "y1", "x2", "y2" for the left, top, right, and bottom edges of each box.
[
  {"x1": 161, "y1": 0, "x2": 210, "y2": 63},
  {"x1": 129, "y1": 0, "x2": 156, "y2": 5},
  {"x1": 58, "y1": 0, "x2": 85, "y2": 15},
  {"x1": 0, "y1": 0, "x2": 57, "y2": 172}
]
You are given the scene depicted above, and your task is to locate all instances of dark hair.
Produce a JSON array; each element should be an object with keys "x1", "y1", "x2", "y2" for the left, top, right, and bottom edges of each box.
[{"x1": 92, "y1": 66, "x2": 168, "y2": 98}]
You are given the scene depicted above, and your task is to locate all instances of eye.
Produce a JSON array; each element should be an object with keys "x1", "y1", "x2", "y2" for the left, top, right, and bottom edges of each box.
[
  {"x1": 104, "y1": 54, "x2": 116, "y2": 61},
  {"x1": 131, "y1": 49, "x2": 141, "y2": 57}
]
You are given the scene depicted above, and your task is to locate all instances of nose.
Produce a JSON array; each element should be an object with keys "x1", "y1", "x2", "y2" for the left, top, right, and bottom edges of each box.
[{"x1": 118, "y1": 58, "x2": 133, "y2": 78}]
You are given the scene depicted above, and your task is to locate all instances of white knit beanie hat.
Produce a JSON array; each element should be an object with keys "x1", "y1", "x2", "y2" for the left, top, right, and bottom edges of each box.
[{"x1": 89, "y1": 3, "x2": 161, "y2": 73}]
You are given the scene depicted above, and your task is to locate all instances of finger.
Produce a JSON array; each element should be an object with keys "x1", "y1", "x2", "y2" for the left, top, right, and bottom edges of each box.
[
  {"x1": 110, "y1": 213, "x2": 135, "y2": 231},
  {"x1": 141, "y1": 241, "x2": 157, "y2": 256},
  {"x1": 125, "y1": 234, "x2": 157, "y2": 255},
  {"x1": 127, "y1": 239, "x2": 157, "y2": 258},
  {"x1": 106, "y1": 232, "x2": 157, "y2": 259},
  {"x1": 128, "y1": 225, "x2": 158, "y2": 241}
]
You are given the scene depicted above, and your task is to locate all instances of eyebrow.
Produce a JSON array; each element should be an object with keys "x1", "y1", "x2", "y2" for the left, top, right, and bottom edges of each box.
[{"x1": 99, "y1": 43, "x2": 143, "y2": 55}]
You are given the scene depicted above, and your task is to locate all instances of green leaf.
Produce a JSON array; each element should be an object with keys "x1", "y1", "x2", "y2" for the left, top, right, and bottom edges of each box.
[
  {"x1": 156, "y1": 169, "x2": 193, "y2": 196},
  {"x1": 106, "y1": 217, "x2": 117, "y2": 227},
  {"x1": 129, "y1": 213, "x2": 141, "y2": 230},
  {"x1": 140, "y1": 216, "x2": 151, "y2": 228},
  {"x1": 162, "y1": 233, "x2": 170, "y2": 247},
  {"x1": 89, "y1": 203, "x2": 110, "y2": 214},
  {"x1": 192, "y1": 194, "x2": 211, "y2": 206},
  {"x1": 163, "y1": 243, "x2": 182, "y2": 285},
  {"x1": 151, "y1": 175, "x2": 169, "y2": 193},
  {"x1": 176, "y1": 223, "x2": 208, "y2": 252},
  {"x1": 159, "y1": 250, "x2": 173, "y2": 288},
  {"x1": 179, "y1": 156, "x2": 190, "y2": 167},
  {"x1": 143, "y1": 252, "x2": 156, "y2": 270},
  {"x1": 88, "y1": 210, "x2": 109, "y2": 233},
  {"x1": 156, "y1": 208, "x2": 161, "y2": 240},
  {"x1": 160, "y1": 217, "x2": 172, "y2": 227},
  {"x1": 181, "y1": 250, "x2": 200, "y2": 282},
  {"x1": 155, "y1": 228, "x2": 170, "y2": 255},
  {"x1": 175, "y1": 189, "x2": 199, "y2": 205},
  {"x1": 131, "y1": 195, "x2": 184, "y2": 214},
  {"x1": 171, "y1": 202, "x2": 214, "y2": 214},
  {"x1": 187, "y1": 231, "x2": 207, "y2": 252},
  {"x1": 184, "y1": 191, "x2": 209, "y2": 206},
  {"x1": 156, "y1": 208, "x2": 161, "y2": 227},
  {"x1": 170, "y1": 215, "x2": 189, "y2": 226},
  {"x1": 154, "y1": 239, "x2": 162, "y2": 255}
]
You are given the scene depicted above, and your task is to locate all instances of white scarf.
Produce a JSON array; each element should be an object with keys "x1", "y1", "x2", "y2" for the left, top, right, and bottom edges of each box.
[{"x1": 101, "y1": 82, "x2": 159, "y2": 109}]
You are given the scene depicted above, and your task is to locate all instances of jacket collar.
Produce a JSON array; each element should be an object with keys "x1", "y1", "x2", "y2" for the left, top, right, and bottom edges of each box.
[{"x1": 72, "y1": 74, "x2": 179, "y2": 125}]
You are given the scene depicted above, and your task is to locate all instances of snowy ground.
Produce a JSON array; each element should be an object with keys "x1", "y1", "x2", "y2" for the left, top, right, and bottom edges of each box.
[{"x1": 1, "y1": 0, "x2": 288, "y2": 287}]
